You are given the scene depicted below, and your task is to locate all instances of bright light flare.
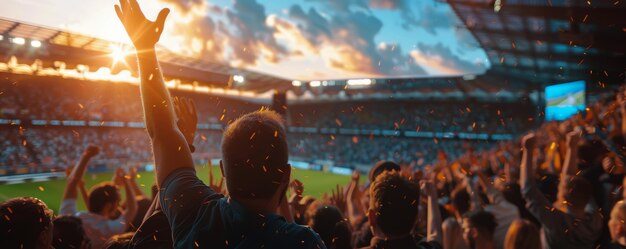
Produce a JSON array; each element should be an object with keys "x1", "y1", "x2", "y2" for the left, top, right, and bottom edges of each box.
[
  {"x1": 30, "y1": 40, "x2": 42, "y2": 48},
  {"x1": 310, "y1": 80, "x2": 321, "y2": 87},
  {"x1": 346, "y1": 79, "x2": 372, "y2": 86},
  {"x1": 11, "y1": 37, "x2": 25, "y2": 45},
  {"x1": 233, "y1": 74, "x2": 245, "y2": 84},
  {"x1": 109, "y1": 44, "x2": 130, "y2": 68}
]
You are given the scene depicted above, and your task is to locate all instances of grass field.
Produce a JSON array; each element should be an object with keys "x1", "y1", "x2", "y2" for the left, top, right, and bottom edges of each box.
[{"x1": 0, "y1": 166, "x2": 353, "y2": 214}]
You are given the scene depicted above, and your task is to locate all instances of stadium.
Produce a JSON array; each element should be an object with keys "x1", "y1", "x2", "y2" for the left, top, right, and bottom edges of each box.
[{"x1": 0, "y1": 0, "x2": 624, "y2": 249}]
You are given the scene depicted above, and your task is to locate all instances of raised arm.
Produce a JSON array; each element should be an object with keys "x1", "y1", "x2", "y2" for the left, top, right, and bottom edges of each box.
[
  {"x1": 62, "y1": 145, "x2": 99, "y2": 202},
  {"x1": 115, "y1": 0, "x2": 193, "y2": 185},
  {"x1": 520, "y1": 133, "x2": 537, "y2": 189},
  {"x1": 346, "y1": 171, "x2": 365, "y2": 227},
  {"x1": 561, "y1": 130, "x2": 581, "y2": 178},
  {"x1": 115, "y1": 168, "x2": 138, "y2": 228},
  {"x1": 421, "y1": 180, "x2": 442, "y2": 244},
  {"x1": 128, "y1": 167, "x2": 146, "y2": 199}
]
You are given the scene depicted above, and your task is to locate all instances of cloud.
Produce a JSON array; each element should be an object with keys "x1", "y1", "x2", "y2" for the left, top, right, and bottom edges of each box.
[
  {"x1": 410, "y1": 43, "x2": 486, "y2": 75},
  {"x1": 305, "y1": 0, "x2": 369, "y2": 13},
  {"x1": 369, "y1": 0, "x2": 406, "y2": 9},
  {"x1": 155, "y1": 0, "x2": 477, "y2": 79},
  {"x1": 368, "y1": 0, "x2": 456, "y2": 35},
  {"x1": 281, "y1": 4, "x2": 426, "y2": 77},
  {"x1": 224, "y1": 0, "x2": 288, "y2": 66},
  {"x1": 158, "y1": 0, "x2": 203, "y2": 13}
]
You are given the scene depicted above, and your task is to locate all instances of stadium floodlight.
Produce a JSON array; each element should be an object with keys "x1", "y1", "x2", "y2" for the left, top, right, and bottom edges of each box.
[
  {"x1": 493, "y1": 0, "x2": 503, "y2": 12},
  {"x1": 463, "y1": 74, "x2": 476, "y2": 80},
  {"x1": 233, "y1": 75, "x2": 245, "y2": 84},
  {"x1": 11, "y1": 37, "x2": 26, "y2": 45},
  {"x1": 292, "y1": 80, "x2": 302, "y2": 87},
  {"x1": 310, "y1": 81, "x2": 321, "y2": 87},
  {"x1": 346, "y1": 79, "x2": 372, "y2": 86},
  {"x1": 30, "y1": 40, "x2": 42, "y2": 48}
]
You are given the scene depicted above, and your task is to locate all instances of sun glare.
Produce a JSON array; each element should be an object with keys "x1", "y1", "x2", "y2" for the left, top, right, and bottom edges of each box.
[{"x1": 109, "y1": 44, "x2": 130, "y2": 68}]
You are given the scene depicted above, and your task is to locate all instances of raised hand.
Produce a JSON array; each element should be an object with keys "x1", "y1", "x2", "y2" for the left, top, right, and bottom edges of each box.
[
  {"x1": 291, "y1": 179, "x2": 304, "y2": 199},
  {"x1": 522, "y1": 132, "x2": 537, "y2": 150},
  {"x1": 129, "y1": 166, "x2": 139, "y2": 180},
  {"x1": 113, "y1": 168, "x2": 127, "y2": 186},
  {"x1": 84, "y1": 145, "x2": 100, "y2": 158},
  {"x1": 330, "y1": 185, "x2": 347, "y2": 214},
  {"x1": 174, "y1": 97, "x2": 198, "y2": 147},
  {"x1": 209, "y1": 161, "x2": 225, "y2": 194},
  {"x1": 114, "y1": 0, "x2": 170, "y2": 50},
  {"x1": 565, "y1": 129, "x2": 582, "y2": 148}
]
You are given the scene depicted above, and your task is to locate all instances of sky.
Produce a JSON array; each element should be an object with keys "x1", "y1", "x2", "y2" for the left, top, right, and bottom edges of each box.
[{"x1": 0, "y1": 0, "x2": 490, "y2": 81}]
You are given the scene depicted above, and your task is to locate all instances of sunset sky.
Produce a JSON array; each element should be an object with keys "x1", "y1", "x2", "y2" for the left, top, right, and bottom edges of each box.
[{"x1": 0, "y1": 0, "x2": 490, "y2": 81}]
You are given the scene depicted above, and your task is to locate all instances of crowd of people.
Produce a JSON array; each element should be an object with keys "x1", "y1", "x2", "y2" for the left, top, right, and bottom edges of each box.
[
  {"x1": 0, "y1": 126, "x2": 495, "y2": 175},
  {"x1": 0, "y1": 74, "x2": 533, "y2": 136},
  {"x1": 1, "y1": 1, "x2": 626, "y2": 249},
  {"x1": 289, "y1": 100, "x2": 535, "y2": 134}
]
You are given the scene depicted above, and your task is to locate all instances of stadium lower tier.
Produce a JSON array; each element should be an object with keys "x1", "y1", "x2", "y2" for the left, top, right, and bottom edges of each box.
[{"x1": 0, "y1": 126, "x2": 496, "y2": 176}]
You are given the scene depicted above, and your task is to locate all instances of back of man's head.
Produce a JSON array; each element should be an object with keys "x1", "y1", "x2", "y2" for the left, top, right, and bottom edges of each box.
[
  {"x1": 52, "y1": 216, "x2": 88, "y2": 249},
  {"x1": 368, "y1": 161, "x2": 401, "y2": 183},
  {"x1": 221, "y1": 110, "x2": 290, "y2": 200},
  {"x1": 0, "y1": 197, "x2": 52, "y2": 249},
  {"x1": 452, "y1": 188, "x2": 470, "y2": 216},
  {"x1": 369, "y1": 170, "x2": 420, "y2": 237},
  {"x1": 561, "y1": 176, "x2": 593, "y2": 210},
  {"x1": 311, "y1": 206, "x2": 351, "y2": 249},
  {"x1": 88, "y1": 183, "x2": 120, "y2": 214},
  {"x1": 464, "y1": 210, "x2": 497, "y2": 239}
]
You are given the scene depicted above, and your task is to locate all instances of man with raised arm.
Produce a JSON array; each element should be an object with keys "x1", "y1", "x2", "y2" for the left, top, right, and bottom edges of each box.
[
  {"x1": 520, "y1": 132, "x2": 602, "y2": 249},
  {"x1": 60, "y1": 145, "x2": 138, "y2": 249},
  {"x1": 114, "y1": 1, "x2": 325, "y2": 248}
]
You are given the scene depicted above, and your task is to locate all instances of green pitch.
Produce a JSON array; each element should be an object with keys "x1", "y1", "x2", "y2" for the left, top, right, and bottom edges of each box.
[{"x1": 0, "y1": 166, "x2": 352, "y2": 214}]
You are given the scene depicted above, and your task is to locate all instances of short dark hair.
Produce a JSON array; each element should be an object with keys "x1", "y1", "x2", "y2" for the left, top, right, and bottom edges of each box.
[
  {"x1": 53, "y1": 216, "x2": 88, "y2": 249},
  {"x1": 370, "y1": 170, "x2": 420, "y2": 236},
  {"x1": 221, "y1": 110, "x2": 290, "y2": 199},
  {"x1": 452, "y1": 188, "x2": 470, "y2": 216},
  {"x1": 89, "y1": 183, "x2": 120, "y2": 213},
  {"x1": 368, "y1": 161, "x2": 401, "y2": 183},
  {"x1": 0, "y1": 197, "x2": 52, "y2": 249},
  {"x1": 311, "y1": 206, "x2": 352, "y2": 249},
  {"x1": 464, "y1": 210, "x2": 497, "y2": 238}
]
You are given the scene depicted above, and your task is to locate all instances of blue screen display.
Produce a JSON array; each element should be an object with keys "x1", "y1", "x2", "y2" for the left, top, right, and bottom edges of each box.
[{"x1": 545, "y1": 81, "x2": 586, "y2": 121}]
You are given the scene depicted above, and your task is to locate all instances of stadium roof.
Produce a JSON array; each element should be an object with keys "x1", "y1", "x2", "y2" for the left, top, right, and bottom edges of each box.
[
  {"x1": 447, "y1": 0, "x2": 626, "y2": 91},
  {"x1": 0, "y1": 18, "x2": 292, "y2": 92}
]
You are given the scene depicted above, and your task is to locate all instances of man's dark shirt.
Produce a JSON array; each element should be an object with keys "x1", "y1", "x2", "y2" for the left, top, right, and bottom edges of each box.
[
  {"x1": 609, "y1": 242, "x2": 626, "y2": 249},
  {"x1": 160, "y1": 168, "x2": 326, "y2": 249},
  {"x1": 129, "y1": 210, "x2": 173, "y2": 249},
  {"x1": 359, "y1": 236, "x2": 442, "y2": 249}
]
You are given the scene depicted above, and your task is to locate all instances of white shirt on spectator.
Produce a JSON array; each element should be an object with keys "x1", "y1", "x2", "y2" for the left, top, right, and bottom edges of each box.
[{"x1": 60, "y1": 198, "x2": 127, "y2": 249}]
